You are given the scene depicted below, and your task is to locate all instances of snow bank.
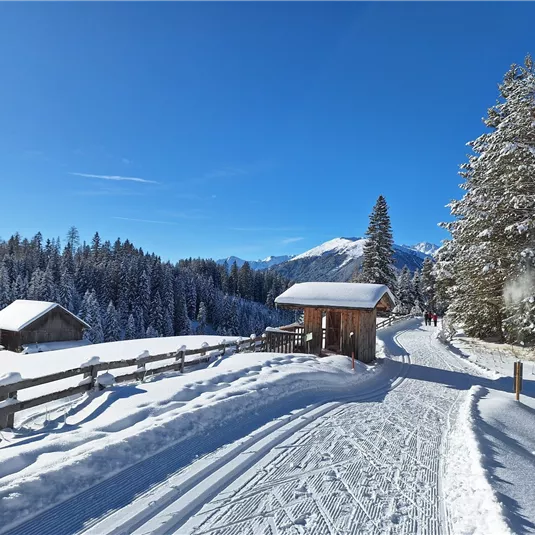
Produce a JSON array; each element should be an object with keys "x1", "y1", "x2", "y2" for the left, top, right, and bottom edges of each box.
[
  {"x1": 22, "y1": 340, "x2": 91, "y2": 354},
  {"x1": 0, "y1": 351, "x2": 388, "y2": 530},
  {"x1": 443, "y1": 386, "x2": 513, "y2": 535}
]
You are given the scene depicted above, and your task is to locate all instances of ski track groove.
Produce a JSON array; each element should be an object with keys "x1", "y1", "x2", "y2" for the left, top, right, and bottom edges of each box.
[
  {"x1": 178, "y1": 325, "x2": 469, "y2": 535},
  {"x1": 3, "y1": 321, "x2": 484, "y2": 535}
]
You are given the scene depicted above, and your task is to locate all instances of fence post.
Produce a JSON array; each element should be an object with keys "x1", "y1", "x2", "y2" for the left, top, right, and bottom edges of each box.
[
  {"x1": 235, "y1": 337, "x2": 242, "y2": 354},
  {"x1": 0, "y1": 391, "x2": 16, "y2": 429},
  {"x1": 175, "y1": 345, "x2": 186, "y2": 373},
  {"x1": 250, "y1": 334, "x2": 256, "y2": 352},
  {"x1": 90, "y1": 365, "x2": 98, "y2": 390},
  {"x1": 136, "y1": 350, "x2": 149, "y2": 381}
]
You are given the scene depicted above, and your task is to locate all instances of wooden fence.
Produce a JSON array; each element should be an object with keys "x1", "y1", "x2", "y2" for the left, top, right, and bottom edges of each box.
[
  {"x1": 0, "y1": 315, "x2": 413, "y2": 429},
  {"x1": 376, "y1": 314, "x2": 411, "y2": 330},
  {"x1": 0, "y1": 336, "x2": 265, "y2": 429}
]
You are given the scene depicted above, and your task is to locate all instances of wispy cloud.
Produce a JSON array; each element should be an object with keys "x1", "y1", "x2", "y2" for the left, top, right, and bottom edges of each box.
[
  {"x1": 71, "y1": 172, "x2": 157, "y2": 184},
  {"x1": 121, "y1": 158, "x2": 131, "y2": 165},
  {"x1": 113, "y1": 216, "x2": 177, "y2": 225},
  {"x1": 73, "y1": 188, "x2": 144, "y2": 197},
  {"x1": 282, "y1": 237, "x2": 304, "y2": 244}
]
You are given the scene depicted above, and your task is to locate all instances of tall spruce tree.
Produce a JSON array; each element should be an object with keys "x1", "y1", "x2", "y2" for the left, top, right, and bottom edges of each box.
[
  {"x1": 437, "y1": 55, "x2": 535, "y2": 342},
  {"x1": 103, "y1": 301, "x2": 121, "y2": 342},
  {"x1": 354, "y1": 195, "x2": 396, "y2": 288}
]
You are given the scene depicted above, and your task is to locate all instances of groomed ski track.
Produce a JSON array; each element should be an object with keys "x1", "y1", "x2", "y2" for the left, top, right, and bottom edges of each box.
[{"x1": 4, "y1": 320, "x2": 479, "y2": 535}]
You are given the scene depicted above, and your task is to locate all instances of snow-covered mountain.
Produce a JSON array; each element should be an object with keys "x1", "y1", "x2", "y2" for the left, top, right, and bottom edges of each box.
[
  {"x1": 404, "y1": 242, "x2": 440, "y2": 257},
  {"x1": 217, "y1": 255, "x2": 292, "y2": 271},
  {"x1": 272, "y1": 237, "x2": 430, "y2": 282},
  {"x1": 218, "y1": 237, "x2": 434, "y2": 282}
]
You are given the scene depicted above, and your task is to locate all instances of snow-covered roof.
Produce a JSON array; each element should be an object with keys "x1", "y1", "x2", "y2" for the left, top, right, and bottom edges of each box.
[
  {"x1": 0, "y1": 300, "x2": 90, "y2": 332},
  {"x1": 275, "y1": 282, "x2": 395, "y2": 310}
]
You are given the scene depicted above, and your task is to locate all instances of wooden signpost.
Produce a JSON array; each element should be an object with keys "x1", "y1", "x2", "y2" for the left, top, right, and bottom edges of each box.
[{"x1": 514, "y1": 360, "x2": 523, "y2": 401}]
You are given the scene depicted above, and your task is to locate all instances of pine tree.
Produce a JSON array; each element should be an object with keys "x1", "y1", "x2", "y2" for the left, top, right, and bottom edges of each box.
[
  {"x1": 411, "y1": 269, "x2": 422, "y2": 309},
  {"x1": 238, "y1": 262, "x2": 253, "y2": 299},
  {"x1": 125, "y1": 313, "x2": 136, "y2": 340},
  {"x1": 354, "y1": 196, "x2": 396, "y2": 288},
  {"x1": 146, "y1": 324, "x2": 159, "y2": 338},
  {"x1": 0, "y1": 265, "x2": 12, "y2": 309},
  {"x1": 150, "y1": 291, "x2": 164, "y2": 335},
  {"x1": 103, "y1": 301, "x2": 121, "y2": 342},
  {"x1": 395, "y1": 266, "x2": 413, "y2": 313},
  {"x1": 12, "y1": 274, "x2": 28, "y2": 300},
  {"x1": 438, "y1": 55, "x2": 535, "y2": 341},
  {"x1": 81, "y1": 289, "x2": 104, "y2": 343},
  {"x1": 420, "y1": 257, "x2": 436, "y2": 311},
  {"x1": 228, "y1": 262, "x2": 239, "y2": 296},
  {"x1": 197, "y1": 301, "x2": 207, "y2": 334}
]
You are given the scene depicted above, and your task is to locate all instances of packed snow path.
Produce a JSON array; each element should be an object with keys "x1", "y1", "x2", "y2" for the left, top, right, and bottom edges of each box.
[
  {"x1": 3, "y1": 321, "x2": 488, "y2": 535},
  {"x1": 172, "y1": 324, "x2": 473, "y2": 535}
]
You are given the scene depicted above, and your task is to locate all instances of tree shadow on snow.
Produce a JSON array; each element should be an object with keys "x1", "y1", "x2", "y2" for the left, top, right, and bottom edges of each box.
[{"x1": 470, "y1": 388, "x2": 535, "y2": 535}]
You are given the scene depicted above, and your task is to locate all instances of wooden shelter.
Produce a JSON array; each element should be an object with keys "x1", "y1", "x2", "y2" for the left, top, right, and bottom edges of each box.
[
  {"x1": 275, "y1": 282, "x2": 395, "y2": 363},
  {"x1": 0, "y1": 300, "x2": 89, "y2": 353}
]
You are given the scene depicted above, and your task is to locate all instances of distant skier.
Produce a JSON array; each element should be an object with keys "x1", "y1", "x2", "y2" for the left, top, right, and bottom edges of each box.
[
  {"x1": 424, "y1": 311, "x2": 429, "y2": 326},
  {"x1": 433, "y1": 313, "x2": 438, "y2": 327}
]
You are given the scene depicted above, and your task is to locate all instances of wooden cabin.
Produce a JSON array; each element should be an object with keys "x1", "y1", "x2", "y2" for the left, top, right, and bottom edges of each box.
[
  {"x1": 275, "y1": 282, "x2": 395, "y2": 363},
  {"x1": 0, "y1": 300, "x2": 89, "y2": 353}
]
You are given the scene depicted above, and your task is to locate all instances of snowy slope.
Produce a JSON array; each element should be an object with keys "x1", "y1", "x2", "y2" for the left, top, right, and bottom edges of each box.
[
  {"x1": 216, "y1": 255, "x2": 292, "y2": 271},
  {"x1": 442, "y1": 332, "x2": 535, "y2": 533},
  {"x1": 404, "y1": 242, "x2": 440, "y2": 257},
  {"x1": 273, "y1": 237, "x2": 429, "y2": 282}
]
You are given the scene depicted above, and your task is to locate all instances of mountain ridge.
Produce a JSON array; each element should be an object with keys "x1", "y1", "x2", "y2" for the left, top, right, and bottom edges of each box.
[{"x1": 216, "y1": 238, "x2": 437, "y2": 282}]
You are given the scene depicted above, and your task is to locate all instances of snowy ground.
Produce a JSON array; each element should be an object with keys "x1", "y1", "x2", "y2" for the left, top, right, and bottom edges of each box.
[
  {"x1": 0, "y1": 320, "x2": 533, "y2": 535},
  {"x1": 444, "y1": 332, "x2": 535, "y2": 534}
]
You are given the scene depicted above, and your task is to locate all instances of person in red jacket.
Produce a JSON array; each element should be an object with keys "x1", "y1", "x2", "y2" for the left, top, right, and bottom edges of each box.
[{"x1": 432, "y1": 313, "x2": 438, "y2": 327}]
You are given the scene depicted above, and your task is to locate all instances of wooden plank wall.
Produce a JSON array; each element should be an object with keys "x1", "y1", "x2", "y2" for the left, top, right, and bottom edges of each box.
[
  {"x1": 358, "y1": 309, "x2": 377, "y2": 363},
  {"x1": 340, "y1": 310, "x2": 359, "y2": 357},
  {"x1": 303, "y1": 308, "x2": 323, "y2": 356}
]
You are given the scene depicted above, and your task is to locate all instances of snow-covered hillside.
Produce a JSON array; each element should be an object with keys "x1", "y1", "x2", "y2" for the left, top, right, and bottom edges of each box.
[
  {"x1": 272, "y1": 237, "x2": 430, "y2": 282},
  {"x1": 404, "y1": 242, "x2": 440, "y2": 257},
  {"x1": 217, "y1": 239, "x2": 437, "y2": 281},
  {"x1": 216, "y1": 255, "x2": 292, "y2": 270}
]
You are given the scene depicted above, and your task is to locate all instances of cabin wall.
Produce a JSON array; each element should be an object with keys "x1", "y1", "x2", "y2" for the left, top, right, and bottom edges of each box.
[
  {"x1": 357, "y1": 309, "x2": 377, "y2": 363},
  {"x1": 0, "y1": 329, "x2": 21, "y2": 352},
  {"x1": 303, "y1": 308, "x2": 323, "y2": 355},
  {"x1": 20, "y1": 308, "x2": 85, "y2": 347}
]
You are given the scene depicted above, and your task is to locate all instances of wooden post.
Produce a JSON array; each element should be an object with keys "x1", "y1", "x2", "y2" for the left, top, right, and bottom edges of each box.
[
  {"x1": 0, "y1": 392, "x2": 16, "y2": 429},
  {"x1": 514, "y1": 361, "x2": 523, "y2": 401},
  {"x1": 350, "y1": 332, "x2": 355, "y2": 370},
  {"x1": 90, "y1": 365, "x2": 98, "y2": 390}
]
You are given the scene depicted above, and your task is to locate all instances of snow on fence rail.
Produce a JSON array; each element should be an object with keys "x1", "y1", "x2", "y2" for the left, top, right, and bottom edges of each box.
[{"x1": 0, "y1": 335, "x2": 265, "y2": 429}]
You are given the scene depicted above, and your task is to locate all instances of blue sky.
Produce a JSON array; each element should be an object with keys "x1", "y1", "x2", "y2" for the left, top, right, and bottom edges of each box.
[{"x1": 1, "y1": 2, "x2": 534, "y2": 262}]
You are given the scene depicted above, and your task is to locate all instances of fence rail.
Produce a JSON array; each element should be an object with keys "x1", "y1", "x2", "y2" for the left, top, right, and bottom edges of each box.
[{"x1": 0, "y1": 336, "x2": 265, "y2": 429}]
